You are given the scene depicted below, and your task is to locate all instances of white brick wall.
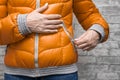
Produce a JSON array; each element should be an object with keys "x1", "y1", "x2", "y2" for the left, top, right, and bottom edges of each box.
[
  {"x1": 0, "y1": 46, "x2": 5, "y2": 80},
  {"x1": 74, "y1": 0, "x2": 120, "y2": 80},
  {"x1": 0, "y1": 0, "x2": 119, "y2": 80}
]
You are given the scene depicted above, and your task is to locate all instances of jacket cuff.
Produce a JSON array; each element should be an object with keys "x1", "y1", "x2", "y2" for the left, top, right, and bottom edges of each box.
[
  {"x1": 89, "y1": 24, "x2": 105, "y2": 42},
  {"x1": 17, "y1": 14, "x2": 32, "y2": 35}
]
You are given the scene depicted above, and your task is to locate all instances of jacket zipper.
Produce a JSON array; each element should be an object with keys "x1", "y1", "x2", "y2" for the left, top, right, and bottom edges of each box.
[
  {"x1": 61, "y1": 22, "x2": 77, "y2": 54},
  {"x1": 34, "y1": 34, "x2": 39, "y2": 68},
  {"x1": 34, "y1": 0, "x2": 77, "y2": 69},
  {"x1": 34, "y1": 0, "x2": 40, "y2": 68},
  {"x1": 34, "y1": 0, "x2": 40, "y2": 76}
]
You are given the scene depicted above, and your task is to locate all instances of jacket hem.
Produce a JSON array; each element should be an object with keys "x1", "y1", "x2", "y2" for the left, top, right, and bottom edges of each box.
[{"x1": 4, "y1": 63, "x2": 78, "y2": 77}]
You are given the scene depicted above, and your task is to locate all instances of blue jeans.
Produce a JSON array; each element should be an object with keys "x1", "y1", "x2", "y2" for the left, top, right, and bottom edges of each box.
[{"x1": 4, "y1": 72, "x2": 78, "y2": 80}]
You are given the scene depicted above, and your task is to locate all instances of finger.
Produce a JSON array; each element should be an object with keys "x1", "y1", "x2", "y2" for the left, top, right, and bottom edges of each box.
[
  {"x1": 44, "y1": 14, "x2": 62, "y2": 20},
  {"x1": 34, "y1": 3, "x2": 48, "y2": 12},
  {"x1": 44, "y1": 20, "x2": 63, "y2": 25},
  {"x1": 83, "y1": 46, "x2": 91, "y2": 51},
  {"x1": 42, "y1": 29, "x2": 58, "y2": 33},
  {"x1": 74, "y1": 34, "x2": 88, "y2": 44},
  {"x1": 83, "y1": 46, "x2": 95, "y2": 51},
  {"x1": 77, "y1": 43, "x2": 88, "y2": 49},
  {"x1": 45, "y1": 25, "x2": 62, "y2": 29},
  {"x1": 83, "y1": 43, "x2": 97, "y2": 51},
  {"x1": 74, "y1": 38, "x2": 87, "y2": 46},
  {"x1": 74, "y1": 32, "x2": 87, "y2": 42}
]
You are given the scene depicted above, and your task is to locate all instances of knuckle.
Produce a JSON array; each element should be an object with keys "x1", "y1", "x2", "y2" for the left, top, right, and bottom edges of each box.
[
  {"x1": 40, "y1": 24, "x2": 44, "y2": 28},
  {"x1": 86, "y1": 42, "x2": 90, "y2": 45},
  {"x1": 87, "y1": 42, "x2": 92, "y2": 46},
  {"x1": 85, "y1": 39, "x2": 89, "y2": 43},
  {"x1": 93, "y1": 44, "x2": 97, "y2": 47},
  {"x1": 38, "y1": 28, "x2": 43, "y2": 32},
  {"x1": 47, "y1": 30, "x2": 52, "y2": 33},
  {"x1": 54, "y1": 25, "x2": 59, "y2": 28},
  {"x1": 39, "y1": 18, "x2": 44, "y2": 22},
  {"x1": 43, "y1": 15, "x2": 47, "y2": 19},
  {"x1": 59, "y1": 20, "x2": 63, "y2": 23},
  {"x1": 47, "y1": 25, "x2": 53, "y2": 29},
  {"x1": 43, "y1": 20, "x2": 47, "y2": 24}
]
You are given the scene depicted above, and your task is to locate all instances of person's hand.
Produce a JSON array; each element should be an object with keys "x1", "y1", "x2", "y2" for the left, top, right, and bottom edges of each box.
[
  {"x1": 74, "y1": 30, "x2": 100, "y2": 51},
  {"x1": 26, "y1": 3, "x2": 62, "y2": 34}
]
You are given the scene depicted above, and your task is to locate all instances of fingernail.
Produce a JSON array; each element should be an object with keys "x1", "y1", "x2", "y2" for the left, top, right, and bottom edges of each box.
[
  {"x1": 61, "y1": 20, "x2": 63, "y2": 23},
  {"x1": 59, "y1": 15, "x2": 62, "y2": 17},
  {"x1": 74, "y1": 39, "x2": 78, "y2": 41},
  {"x1": 56, "y1": 30, "x2": 58, "y2": 32},
  {"x1": 59, "y1": 23, "x2": 63, "y2": 27},
  {"x1": 60, "y1": 20, "x2": 64, "y2": 23},
  {"x1": 45, "y1": 3, "x2": 48, "y2": 6}
]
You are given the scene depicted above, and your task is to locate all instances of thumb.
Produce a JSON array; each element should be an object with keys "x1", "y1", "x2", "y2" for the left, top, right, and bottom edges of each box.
[
  {"x1": 34, "y1": 3, "x2": 48, "y2": 13},
  {"x1": 74, "y1": 33, "x2": 86, "y2": 42}
]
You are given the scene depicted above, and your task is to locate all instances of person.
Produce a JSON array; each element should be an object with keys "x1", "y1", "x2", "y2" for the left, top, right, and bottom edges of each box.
[{"x1": 0, "y1": 0, "x2": 109, "y2": 80}]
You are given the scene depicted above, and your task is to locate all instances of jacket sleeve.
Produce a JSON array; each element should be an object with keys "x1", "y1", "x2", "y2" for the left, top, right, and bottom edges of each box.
[
  {"x1": 0, "y1": 1, "x2": 25, "y2": 45},
  {"x1": 73, "y1": 0, "x2": 109, "y2": 42}
]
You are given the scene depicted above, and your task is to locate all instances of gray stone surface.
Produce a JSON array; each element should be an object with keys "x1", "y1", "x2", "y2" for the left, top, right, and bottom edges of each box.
[{"x1": 0, "y1": 0, "x2": 120, "y2": 80}]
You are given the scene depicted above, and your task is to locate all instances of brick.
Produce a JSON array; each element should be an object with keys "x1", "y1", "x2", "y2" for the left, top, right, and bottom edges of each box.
[
  {"x1": 77, "y1": 78, "x2": 87, "y2": 80},
  {"x1": 109, "y1": 24, "x2": 120, "y2": 33},
  {"x1": 0, "y1": 48, "x2": 6, "y2": 56},
  {"x1": 98, "y1": 41, "x2": 119, "y2": 49},
  {"x1": 0, "y1": 72, "x2": 3, "y2": 77},
  {"x1": 77, "y1": 64, "x2": 108, "y2": 73},
  {"x1": 78, "y1": 56, "x2": 96, "y2": 64},
  {"x1": 0, "y1": 46, "x2": 6, "y2": 56},
  {"x1": 97, "y1": 57, "x2": 120, "y2": 64},
  {"x1": 74, "y1": 24, "x2": 85, "y2": 39},
  {"x1": 0, "y1": 56, "x2": 4, "y2": 64},
  {"x1": 99, "y1": 6, "x2": 120, "y2": 15},
  {"x1": 109, "y1": 0, "x2": 120, "y2": 5},
  {"x1": 110, "y1": 65, "x2": 120, "y2": 72},
  {"x1": 109, "y1": 49, "x2": 120, "y2": 56},
  {"x1": 93, "y1": 0, "x2": 109, "y2": 6},
  {"x1": 77, "y1": 49, "x2": 88, "y2": 56},
  {"x1": 0, "y1": 46, "x2": 6, "y2": 48},
  {"x1": 110, "y1": 32, "x2": 120, "y2": 41},
  {"x1": 0, "y1": 64, "x2": 4, "y2": 71},
  {"x1": 95, "y1": 79, "x2": 119, "y2": 80},
  {"x1": 97, "y1": 72, "x2": 119, "y2": 80},
  {"x1": 119, "y1": 41, "x2": 120, "y2": 47},
  {"x1": 117, "y1": 72, "x2": 120, "y2": 80},
  {"x1": 73, "y1": 15, "x2": 79, "y2": 24},
  {"x1": 88, "y1": 49, "x2": 109, "y2": 56},
  {"x1": 78, "y1": 71, "x2": 96, "y2": 80},
  {"x1": 0, "y1": 76, "x2": 3, "y2": 80},
  {"x1": 0, "y1": 69, "x2": 3, "y2": 80},
  {"x1": 104, "y1": 15, "x2": 120, "y2": 23}
]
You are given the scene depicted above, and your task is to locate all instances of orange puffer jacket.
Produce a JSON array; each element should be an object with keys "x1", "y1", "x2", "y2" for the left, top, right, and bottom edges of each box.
[{"x1": 0, "y1": 0, "x2": 109, "y2": 69}]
